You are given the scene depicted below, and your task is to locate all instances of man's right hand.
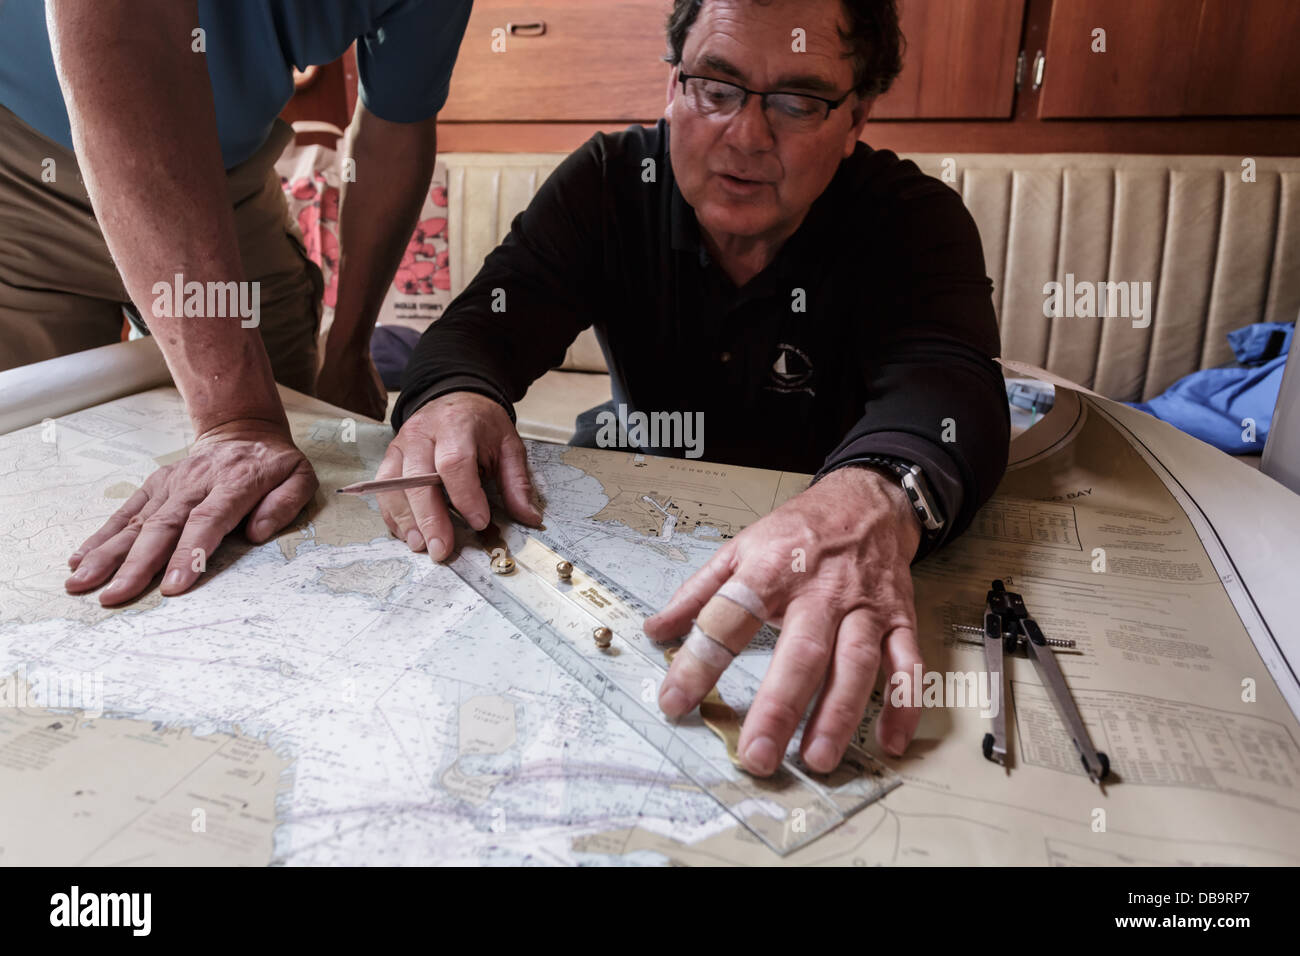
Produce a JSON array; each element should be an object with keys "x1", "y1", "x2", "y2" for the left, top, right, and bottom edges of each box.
[
  {"x1": 65, "y1": 421, "x2": 318, "y2": 606},
  {"x1": 377, "y1": 391, "x2": 542, "y2": 561}
]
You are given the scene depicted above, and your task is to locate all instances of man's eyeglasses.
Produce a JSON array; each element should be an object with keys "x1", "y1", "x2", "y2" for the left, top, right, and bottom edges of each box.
[{"x1": 678, "y1": 71, "x2": 851, "y2": 133}]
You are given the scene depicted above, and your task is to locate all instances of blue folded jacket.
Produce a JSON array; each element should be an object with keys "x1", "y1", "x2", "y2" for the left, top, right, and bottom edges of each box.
[{"x1": 1128, "y1": 321, "x2": 1293, "y2": 453}]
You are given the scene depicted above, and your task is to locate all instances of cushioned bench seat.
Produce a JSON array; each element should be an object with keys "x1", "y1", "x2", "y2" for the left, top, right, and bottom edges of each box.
[{"x1": 436, "y1": 150, "x2": 1300, "y2": 445}]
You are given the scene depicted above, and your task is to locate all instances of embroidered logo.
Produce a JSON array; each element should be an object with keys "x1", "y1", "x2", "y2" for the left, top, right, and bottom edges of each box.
[{"x1": 765, "y1": 343, "x2": 815, "y2": 395}]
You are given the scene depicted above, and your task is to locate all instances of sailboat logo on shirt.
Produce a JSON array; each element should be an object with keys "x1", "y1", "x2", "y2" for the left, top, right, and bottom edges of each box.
[{"x1": 766, "y1": 344, "x2": 815, "y2": 395}]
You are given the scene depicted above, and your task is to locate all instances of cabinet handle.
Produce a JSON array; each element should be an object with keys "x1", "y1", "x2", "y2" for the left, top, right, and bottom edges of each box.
[{"x1": 506, "y1": 21, "x2": 547, "y2": 37}]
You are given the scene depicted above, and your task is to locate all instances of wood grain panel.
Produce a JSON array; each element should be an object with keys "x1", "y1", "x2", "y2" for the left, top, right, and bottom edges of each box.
[
  {"x1": 1038, "y1": 0, "x2": 1199, "y2": 118},
  {"x1": 435, "y1": 117, "x2": 1300, "y2": 156},
  {"x1": 1186, "y1": 0, "x2": 1300, "y2": 116},
  {"x1": 439, "y1": 0, "x2": 673, "y2": 122},
  {"x1": 872, "y1": 0, "x2": 1025, "y2": 119},
  {"x1": 279, "y1": 55, "x2": 350, "y2": 145}
]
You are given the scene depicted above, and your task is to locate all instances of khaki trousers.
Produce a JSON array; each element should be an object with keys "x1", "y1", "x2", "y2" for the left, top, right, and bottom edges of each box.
[{"x1": 0, "y1": 106, "x2": 322, "y2": 394}]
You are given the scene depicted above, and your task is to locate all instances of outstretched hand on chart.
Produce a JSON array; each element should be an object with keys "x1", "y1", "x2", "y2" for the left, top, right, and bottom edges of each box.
[
  {"x1": 644, "y1": 465, "x2": 923, "y2": 777},
  {"x1": 65, "y1": 420, "x2": 317, "y2": 606}
]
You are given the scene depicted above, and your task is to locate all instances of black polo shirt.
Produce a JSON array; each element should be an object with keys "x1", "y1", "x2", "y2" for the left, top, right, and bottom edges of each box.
[{"x1": 393, "y1": 120, "x2": 1009, "y2": 554}]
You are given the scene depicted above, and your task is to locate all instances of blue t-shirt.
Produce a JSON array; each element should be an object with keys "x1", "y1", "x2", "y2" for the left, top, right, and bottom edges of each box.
[{"x1": 0, "y1": 0, "x2": 472, "y2": 168}]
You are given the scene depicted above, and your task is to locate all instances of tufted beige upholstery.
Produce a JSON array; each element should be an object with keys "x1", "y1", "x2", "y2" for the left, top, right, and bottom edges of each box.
[
  {"x1": 442, "y1": 155, "x2": 611, "y2": 375},
  {"x1": 439, "y1": 150, "x2": 1300, "y2": 440}
]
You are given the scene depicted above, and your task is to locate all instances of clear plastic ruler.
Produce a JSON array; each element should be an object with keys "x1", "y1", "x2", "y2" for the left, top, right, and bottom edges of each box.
[{"x1": 448, "y1": 521, "x2": 901, "y2": 856}]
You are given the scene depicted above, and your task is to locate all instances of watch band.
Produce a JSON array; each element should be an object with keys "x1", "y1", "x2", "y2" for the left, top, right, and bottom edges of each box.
[{"x1": 825, "y1": 454, "x2": 947, "y2": 535}]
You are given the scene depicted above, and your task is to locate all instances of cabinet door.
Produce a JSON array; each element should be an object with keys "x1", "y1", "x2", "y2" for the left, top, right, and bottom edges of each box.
[
  {"x1": 1185, "y1": 0, "x2": 1300, "y2": 116},
  {"x1": 438, "y1": 0, "x2": 672, "y2": 122},
  {"x1": 1039, "y1": 0, "x2": 1300, "y2": 118},
  {"x1": 871, "y1": 0, "x2": 1026, "y2": 119},
  {"x1": 1038, "y1": 0, "x2": 1196, "y2": 118}
]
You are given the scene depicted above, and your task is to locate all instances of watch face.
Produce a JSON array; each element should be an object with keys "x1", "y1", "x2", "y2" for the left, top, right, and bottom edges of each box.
[{"x1": 900, "y1": 472, "x2": 945, "y2": 532}]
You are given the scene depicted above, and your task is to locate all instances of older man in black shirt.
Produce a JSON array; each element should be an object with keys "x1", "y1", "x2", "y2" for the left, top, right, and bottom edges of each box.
[{"x1": 381, "y1": 0, "x2": 1009, "y2": 777}]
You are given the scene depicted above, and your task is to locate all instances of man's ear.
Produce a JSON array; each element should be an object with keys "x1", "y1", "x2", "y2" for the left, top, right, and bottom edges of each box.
[
  {"x1": 845, "y1": 95, "x2": 872, "y2": 156},
  {"x1": 665, "y1": 65, "x2": 678, "y2": 124}
]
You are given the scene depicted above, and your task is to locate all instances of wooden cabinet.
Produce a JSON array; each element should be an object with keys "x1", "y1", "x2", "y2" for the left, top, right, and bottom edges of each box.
[
  {"x1": 871, "y1": 0, "x2": 1025, "y2": 119},
  {"x1": 419, "y1": 0, "x2": 1300, "y2": 154},
  {"x1": 438, "y1": 0, "x2": 672, "y2": 122},
  {"x1": 1184, "y1": 0, "x2": 1300, "y2": 116},
  {"x1": 445, "y1": 0, "x2": 1030, "y2": 124},
  {"x1": 1038, "y1": 0, "x2": 1300, "y2": 118}
]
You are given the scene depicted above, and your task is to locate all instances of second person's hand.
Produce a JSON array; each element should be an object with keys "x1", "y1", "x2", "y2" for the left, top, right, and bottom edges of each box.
[{"x1": 65, "y1": 419, "x2": 319, "y2": 605}]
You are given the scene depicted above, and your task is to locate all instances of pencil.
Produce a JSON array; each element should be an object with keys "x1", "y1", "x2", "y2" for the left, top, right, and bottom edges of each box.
[{"x1": 336, "y1": 472, "x2": 443, "y2": 495}]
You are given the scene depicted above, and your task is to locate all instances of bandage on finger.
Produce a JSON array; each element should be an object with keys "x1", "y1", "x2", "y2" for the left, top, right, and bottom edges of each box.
[
  {"x1": 696, "y1": 590, "x2": 764, "y2": 665},
  {"x1": 681, "y1": 624, "x2": 738, "y2": 670},
  {"x1": 671, "y1": 581, "x2": 768, "y2": 691},
  {"x1": 695, "y1": 580, "x2": 766, "y2": 653},
  {"x1": 716, "y1": 580, "x2": 768, "y2": 622}
]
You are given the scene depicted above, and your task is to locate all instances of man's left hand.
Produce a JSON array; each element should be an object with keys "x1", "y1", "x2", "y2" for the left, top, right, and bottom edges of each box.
[{"x1": 644, "y1": 465, "x2": 924, "y2": 776}]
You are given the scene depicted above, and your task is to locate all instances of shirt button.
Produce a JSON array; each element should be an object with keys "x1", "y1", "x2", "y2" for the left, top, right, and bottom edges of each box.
[{"x1": 719, "y1": 352, "x2": 732, "y2": 363}]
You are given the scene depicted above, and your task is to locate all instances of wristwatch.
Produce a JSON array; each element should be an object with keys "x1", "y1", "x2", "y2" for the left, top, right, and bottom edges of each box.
[{"x1": 826, "y1": 454, "x2": 946, "y2": 536}]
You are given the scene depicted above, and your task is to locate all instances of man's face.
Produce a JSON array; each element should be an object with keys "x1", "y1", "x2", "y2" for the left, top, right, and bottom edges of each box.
[{"x1": 666, "y1": 0, "x2": 870, "y2": 247}]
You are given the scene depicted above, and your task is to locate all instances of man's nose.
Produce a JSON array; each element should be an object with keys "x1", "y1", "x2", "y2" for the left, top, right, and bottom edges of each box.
[{"x1": 723, "y1": 94, "x2": 775, "y2": 153}]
